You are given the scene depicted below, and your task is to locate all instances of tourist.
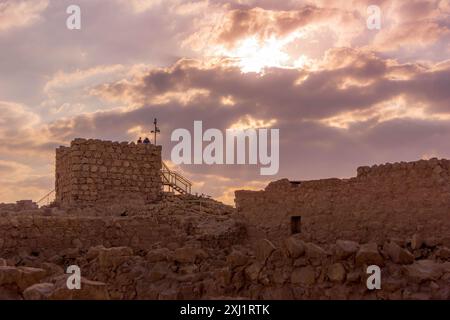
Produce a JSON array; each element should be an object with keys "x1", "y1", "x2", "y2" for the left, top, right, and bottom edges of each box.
[
  {"x1": 137, "y1": 137, "x2": 142, "y2": 144},
  {"x1": 143, "y1": 137, "x2": 150, "y2": 144}
]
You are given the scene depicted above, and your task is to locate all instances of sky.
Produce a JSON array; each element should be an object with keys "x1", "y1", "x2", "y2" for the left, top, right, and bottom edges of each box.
[{"x1": 0, "y1": 0, "x2": 450, "y2": 205}]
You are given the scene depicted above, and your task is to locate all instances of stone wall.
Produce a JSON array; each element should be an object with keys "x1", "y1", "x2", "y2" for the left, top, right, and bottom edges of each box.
[
  {"x1": 0, "y1": 201, "x2": 38, "y2": 212},
  {"x1": 56, "y1": 138, "x2": 162, "y2": 207},
  {"x1": 219, "y1": 236, "x2": 450, "y2": 300},
  {"x1": 0, "y1": 195, "x2": 245, "y2": 260},
  {"x1": 235, "y1": 158, "x2": 450, "y2": 245},
  {"x1": 0, "y1": 214, "x2": 177, "y2": 258}
]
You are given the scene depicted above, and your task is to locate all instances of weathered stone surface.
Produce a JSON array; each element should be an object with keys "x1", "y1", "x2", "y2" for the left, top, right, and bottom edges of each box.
[
  {"x1": 436, "y1": 247, "x2": 450, "y2": 259},
  {"x1": 56, "y1": 139, "x2": 162, "y2": 207},
  {"x1": 49, "y1": 276, "x2": 110, "y2": 300},
  {"x1": 335, "y1": 240, "x2": 359, "y2": 259},
  {"x1": 245, "y1": 263, "x2": 262, "y2": 282},
  {"x1": 23, "y1": 283, "x2": 55, "y2": 300},
  {"x1": 17, "y1": 267, "x2": 47, "y2": 290},
  {"x1": 424, "y1": 237, "x2": 439, "y2": 248},
  {"x1": 284, "y1": 237, "x2": 305, "y2": 258},
  {"x1": 227, "y1": 250, "x2": 249, "y2": 268},
  {"x1": 235, "y1": 158, "x2": 450, "y2": 246},
  {"x1": 255, "y1": 239, "x2": 276, "y2": 262},
  {"x1": 304, "y1": 242, "x2": 328, "y2": 259},
  {"x1": 97, "y1": 246, "x2": 134, "y2": 265},
  {"x1": 173, "y1": 247, "x2": 207, "y2": 263},
  {"x1": 403, "y1": 260, "x2": 443, "y2": 282},
  {"x1": 0, "y1": 266, "x2": 46, "y2": 291},
  {"x1": 384, "y1": 241, "x2": 414, "y2": 264},
  {"x1": 355, "y1": 243, "x2": 384, "y2": 266},
  {"x1": 291, "y1": 266, "x2": 316, "y2": 285},
  {"x1": 327, "y1": 263, "x2": 346, "y2": 283},
  {"x1": 146, "y1": 248, "x2": 170, "y2": 262},
  {"x1": 148, "y1": 262, "x2": 169, "y2": 281},
  {"x1": 0, "y1": 266, "x2": 21, "y2": 286},
  {"x1": 346, "y1": 270, "x2": 361, "y2": 283}
]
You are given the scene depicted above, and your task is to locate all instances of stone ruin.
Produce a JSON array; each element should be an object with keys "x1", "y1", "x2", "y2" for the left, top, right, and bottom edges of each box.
[
  {"x1": 235, "y1": 158, "x2": 450, "y2": 245},
  {"x1": 0, "y1": 140, "x2": 449, "y2": 300},
  {"x1": 0, "y1": 200, "x2": 38, "y2": 212},
  {"x1": 56, "y1": 138, "x2": 162, "y2": 207}
]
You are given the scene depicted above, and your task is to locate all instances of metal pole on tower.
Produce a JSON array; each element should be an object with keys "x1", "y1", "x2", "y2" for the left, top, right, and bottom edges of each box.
[{"x1": 151, "y1": 118, "x2": 160, "y2": 145}]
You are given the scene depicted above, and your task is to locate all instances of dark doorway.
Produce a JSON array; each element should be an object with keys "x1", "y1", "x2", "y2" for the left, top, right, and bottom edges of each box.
[{"x1": 290, "y1": 216, "x2": 301, "y2": 234}]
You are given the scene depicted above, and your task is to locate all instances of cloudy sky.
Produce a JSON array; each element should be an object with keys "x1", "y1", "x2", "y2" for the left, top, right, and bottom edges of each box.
[{"x1": 1, "y1": 0, "x2": 450, "y2": 204}]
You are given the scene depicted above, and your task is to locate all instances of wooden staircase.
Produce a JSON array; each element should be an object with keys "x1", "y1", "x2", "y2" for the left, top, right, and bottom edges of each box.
[{"x1": 161, "y1": 161, "x2": 192, "y2": 194}]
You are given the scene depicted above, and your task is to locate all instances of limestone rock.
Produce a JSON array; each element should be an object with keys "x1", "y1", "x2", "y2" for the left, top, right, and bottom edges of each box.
[
  {"x1": 291, "y1": 266, "x2": 316, "y2": 285},
  {"x1": 403, "y1": 260, "x2": 443, "y2": 283},
  {"x1": 335, "y1": 240, "x2": 359, "y2": 259},
  {"x1": 346, "y1": 270, "x2": 361, "y2": 283},
  {"x1": 0, "y1": 266, "x2": 46, "y2": 291},
  {"x1": 437, "y1": 247, "x2": 450, "y2": 259},
  {"x1": 304, "y1": 242, "x2": 328, "y2": 260},
  {"x1": 284, "y1": 237, "x2": 305, "y2": 258},
  {"x1": 49, "y1": 275, "x2": 110, "y2": 300},
  {"x1": 148, "y1": 262, "x2": 169, "y2": 281},
  {"x1": 355, "y1": 243, "x2": 383, "y2": 266},
  {"x1": 226, "y1": 250, "x2": 249, "y2": 268},
  {"x1": 255, "y1": 239, "x2": 276, "y2": 262},
  {"x1": 23, "y1": 283, "x2": 55, "y2": 300},
  {"x1": 146, "y1": 248, "x2": 170, "y2": 263},
  {"x1": 244, "y1": 262, "x2": 262, "y2": 282},
  {"x1": 0, "y1": 266, "x2": 21, "y2": 286},
  {"x1": 95, "y1": 246, "x2": 134, "y2": 269},
  {"x1": 40, "y1": 263, "x2": 65, "y2": 277},
  {"x1": 173, "y1": 247, "x2": 207, "y2": 263},
  {"x1": 17, "y1": 267, "x2": 47, "y2": 290},
  {"x1": 384, "y1": 241, "x2": 414, "y2": 264},
  {"x1": 424, "y1": 237, "x2": 439, "y2": 248},
  {"x1": 327, "y1": 263, "x2": 346, "y2": 283}
]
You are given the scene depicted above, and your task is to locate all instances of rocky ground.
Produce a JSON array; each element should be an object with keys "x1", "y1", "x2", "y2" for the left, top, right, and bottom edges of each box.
[{"x1": 1, "y1": 195, "x2": 450, "y2": 300}]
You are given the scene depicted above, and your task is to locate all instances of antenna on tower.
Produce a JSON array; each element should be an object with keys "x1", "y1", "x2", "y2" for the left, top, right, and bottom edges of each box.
[{"x1": 151, "y1": 118, "x2": 160, "y2": 145}]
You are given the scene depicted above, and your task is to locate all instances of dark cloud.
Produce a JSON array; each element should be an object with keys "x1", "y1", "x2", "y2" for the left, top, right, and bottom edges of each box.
[{"x1": 91, "y1": 48, "x2": 450, "y2": 121}]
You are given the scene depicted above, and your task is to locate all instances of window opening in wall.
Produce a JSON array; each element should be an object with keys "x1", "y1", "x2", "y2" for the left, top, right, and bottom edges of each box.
[{"x1": 291, "y1": 216, "x2": 301, "y2": 234}]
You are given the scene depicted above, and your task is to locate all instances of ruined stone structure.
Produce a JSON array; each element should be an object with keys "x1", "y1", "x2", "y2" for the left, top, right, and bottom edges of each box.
[
  {"x1": 56, "y1": 138, "x2": 162, "y2": 207},
  {"x1": 235, "y1": 158, "x2": 450, "y2": 245},
  {"x1": 0, "y1": 200, "x2": 38, "y2": 212},
  {"x1": 1, "y1": 153, "x2": 450, "y2": 300}
]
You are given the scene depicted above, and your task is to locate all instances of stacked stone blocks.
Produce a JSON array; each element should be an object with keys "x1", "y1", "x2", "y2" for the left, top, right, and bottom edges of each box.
[
  {"x1": 56, "y1": 138, "x2": 162, "y2": 207},
  {"x1": 235, "y1": 158, "x2": 450, "y2": 244}
]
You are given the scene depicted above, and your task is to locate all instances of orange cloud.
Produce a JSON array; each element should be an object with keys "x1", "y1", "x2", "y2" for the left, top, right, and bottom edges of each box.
[{"x1": 0, "y1": 0, "x2": 48, "y2": 32}]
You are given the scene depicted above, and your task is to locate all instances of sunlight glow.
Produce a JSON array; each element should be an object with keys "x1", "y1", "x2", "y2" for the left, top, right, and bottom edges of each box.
[
  {"x1": 230, "y1": 115, "x2": 277, "y2": 130},
  {"x1": 218, "y1": 32, "x2": 306, "y2": 73}
]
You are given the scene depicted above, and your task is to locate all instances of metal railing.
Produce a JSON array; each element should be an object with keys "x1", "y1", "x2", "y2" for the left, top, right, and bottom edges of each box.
[
  {"x1": 161, "y1": 162, "x2": 192, "y2": 194},
  {"x1": 37, "y1": 189, "x2": 55, "y2": 206}
]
